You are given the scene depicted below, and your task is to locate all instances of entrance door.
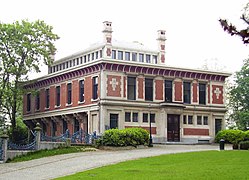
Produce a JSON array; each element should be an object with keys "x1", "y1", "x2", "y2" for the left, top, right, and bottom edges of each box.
[
  {"x1": 167, "y1": 114, "x2": 180, "y2": 142},
  {"x1": 110, "y1": 114, "x2": 119, "y2": 129},
  {"x1": 215, "y1": 119, "x2": 222, "y2": 135}
]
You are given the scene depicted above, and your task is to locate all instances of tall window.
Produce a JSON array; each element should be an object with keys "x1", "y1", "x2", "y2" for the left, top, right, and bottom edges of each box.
[
  {"x1": 125, "y1": 112, "x2": 131, "y2": 122},
  {"x1": 91, "y1": 53, "x2": 94, "y2": 60},
  {"x1": 118, "y1": 51, "x2": 123, "y2": 60},
  {"x1": 188, "y1": 115, "x2": 193, "y2": 124},
  {"x1": 165, "y1": 80, "x2": 172, "y2": 102},
  {"x1": 56, "y1": 86, "x2": 60, "y2": 106},
  {"x1": 79, "y1": 80, "x2": 84, "y2": 102},
  {"x1": 139, "y1": 53, "x2": 144, "y2": 62},
  {"x1": 35, "y1": 92, "x2": 40, "y2": 110},
  {"x1": 153, "y1": 55, "x2": 157, "y2": 64},
  {"x1": 132, "y1": 52, "x2": 137, "y2": 61},
  {"x1": 150, "y1": 114, "x2": 155, "y2": 123},
  {"x1": 112, "y1": 50, "x2": 116, "y2": 59},
  {"x1": 127, "y1": 77, "x2": 136, "y2": 100},
  {"x1": 67, "y1": 83, "x2": 72, "y2": 104},
  {"x1": 197, "y1": 116, "x2": 202, "y2": 125},
  {"x1": 184, "y1": 82, "x2": 191, "y2": 104},
  {"x1": 204, "y1": 116, "x2": 208, "y2": 125},
  {"x1": 96, "y1": 51, "x2": 98, "y2": 59},
  {"x1": 27, "y1": 93, "x2": 31, "y2": 112},
  {"x1": 92, "y1": 77, "x2": 98, "y2": 100},
  {"x1": 143, "y1": 113, "x2": 148, "y2": 123},
  {"x1": 125, "y1": 52, "x2": 130, "y2": 61},
  {"x1": 132, "y1": 112, "x2": 138, "y2": 122},
  {"x1": 146, "y1": 54, "x2": 151, "y2": 63},
  {"x1": 199, "y1": 83, "x2": 206, "y2": 105},
  {"x1": 45, "y1": 88, "x2": 50, "y2": 108},
  {"x1": 145, "y1": 78, "x2": 153, "y2": 101}
]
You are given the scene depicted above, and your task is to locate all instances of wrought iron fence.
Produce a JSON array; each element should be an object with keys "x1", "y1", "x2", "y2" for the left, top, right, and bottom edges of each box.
[
  {"x1": 7, "y1": 132, "x2": 37, "y2": 150},
  {"x1": 71, "y1": 129, "x2": 99, "y2": 144},
  {"x1": 0, "y1": 138, "x2": 3, "y2": 161},
  {"x1": 41, "y1": 129, "x2": 70, "y2": 142}
]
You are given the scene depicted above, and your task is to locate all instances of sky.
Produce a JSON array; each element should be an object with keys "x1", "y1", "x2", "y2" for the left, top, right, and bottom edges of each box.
[{"x1": 1, "y1": 0, "x2": 249, "y2": 77}]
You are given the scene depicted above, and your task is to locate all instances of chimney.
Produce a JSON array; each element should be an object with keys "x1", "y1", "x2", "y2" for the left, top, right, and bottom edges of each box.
[
  {"x1": 157, "y1": 30, "x2": 166, "y2": 64},
  {"x1": 102, "y1": 21, "x2": 113, "y2": 44}
]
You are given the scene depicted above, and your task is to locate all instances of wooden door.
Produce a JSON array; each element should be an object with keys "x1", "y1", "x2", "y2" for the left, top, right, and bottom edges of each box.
[{"x1": 167, "y1": 114, "x2": 180, "y2": 142}]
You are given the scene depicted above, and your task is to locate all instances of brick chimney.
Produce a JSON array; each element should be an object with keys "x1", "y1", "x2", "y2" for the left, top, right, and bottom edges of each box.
[
  {"x1": 102, "y1": 21, "x2": 113, "y2": 58},
  {"x1": 157, "y1": 30, "x2": 166, "y2": 64}
]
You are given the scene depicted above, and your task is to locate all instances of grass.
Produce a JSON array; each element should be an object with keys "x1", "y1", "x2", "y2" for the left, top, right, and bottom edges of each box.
[
  {"x1": 56, "y1": 150, "x2": 249, "y2": 180},
  {"x1": 7, "y1": 146, "x2": 96, "y2": 163}
]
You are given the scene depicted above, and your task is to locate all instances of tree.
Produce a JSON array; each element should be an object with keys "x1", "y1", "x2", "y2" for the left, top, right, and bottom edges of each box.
[
  {"x1": 219, "y1": 3, "x2": 249, "y2": 44},
  {"x1": 219, "y1": 3, "x2": 249, "y2": 130},
  {"x1": 228, "y1": 59, "x2": 249, "y2": 130},
  {"x1": 0, "y1": 20, "x2": 59, "y2": 140}
]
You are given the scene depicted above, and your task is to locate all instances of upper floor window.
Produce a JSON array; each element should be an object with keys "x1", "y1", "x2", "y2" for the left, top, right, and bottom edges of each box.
[
  {"x1": 125, "y1": 112, "x2": 131, "y2": 122},
  {"x1": 45, "y1": 88, "x2": 50, "y2": 108},
  {"x1": 153, "y1": 55, "x2": 157, "y2": 64},
  {"x1": 132, "y1": 52, "x2": 137, "y2": 61},
  {"x1": 132, "y1": 112, "x2": 138, "y2": 122},
  {"x1": 96, "y1": 51, "x2": 98, "y2": 59},
  {"x1": 36, "y1": 92, "x2": 40, "y2": 110},
  {"x1": 184, "y1": 82, "x2": 191, "y2": 104},
  {"x1": 66, "y1": 61, "x2": 69, "y2": 68},
  {"x1": 143, "y1": 113, "x2": 148, "y2": 123},
  {"x1": 165, "y1": 80, "x2": 172, "y2": 102},
  {"x1": 118, "y1": 51, "x2": 123, "y2": 60},
  {"x1": 80, "y1": 57, "x2": 83, "y2": 64},
  {"x1": 127, "y1": 77, "x2": 136, "y2": 100},
  {"x1": 125, "y1": 52, "x2": 130, "y2": 61},
  {"x1": 100, "y1": 50, "x2": 102, "y2": 58},
  {"x1": 145, "y1": 78, "x2": 153, "y2": 101},
  {"x1": 203, "y1": 116, "x2": 208, "y2": 125},
  {"x1": 199, "y1": 83, "x2": 206, "y2": 105},
  {"x1": 56, "y1": 86, "x2": 60, "y2": 106},
  {"x1": 73, "y1": 59, "x2": 76, "y2": 66},
  {"x1": 84, "y1": 55, "x2": 87, "y2": 63},
  {"x1": 188, "y1": 115, "x2": 193, "y2": 124},
  {"x1": 67, "y1": 83, "x2": 72, "y2": 104},
  {"x1": 92, "y1": 53, "x2": 94, "y2": 60},
  {"x1": 139, "y1": 53, "x2": 144, "y2": 62},
  {"x1": 146, "y1": 54, "x2": 151, "y2": 63},
  {"x1": 92, "y1": 77, "x2": 98, "y2": 100},
  {"x1": 27, "y1": 93, "x2": 31, "y2": 112},
  {"x1": 88, "y1": 54, "x2": 90, "y2": 62},
  {"x1": 112, "y1": 50, "x2": 116, "y2": 59},
  {"x1": 69, "y1": 60, "x2": 72, "y2": 67},
  {"x1": 76, "y1": 58, "x2": 79, "y2": 65},
  {"x1": 197, "y1": 116, "x2": 202, "y2": 125},
  {"x1": 79, "y1": 80, "x2": 84, "y2": 102}
]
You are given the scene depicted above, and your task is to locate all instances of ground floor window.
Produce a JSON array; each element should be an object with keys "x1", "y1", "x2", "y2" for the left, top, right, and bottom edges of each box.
[{"x1": 110, "y1": 114, "x2": 119, "y2": 129}]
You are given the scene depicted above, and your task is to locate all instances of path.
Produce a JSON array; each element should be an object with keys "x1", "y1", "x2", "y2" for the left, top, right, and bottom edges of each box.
[{"x1": 0, "y1": 144, "x2": 232, "y2": 180}]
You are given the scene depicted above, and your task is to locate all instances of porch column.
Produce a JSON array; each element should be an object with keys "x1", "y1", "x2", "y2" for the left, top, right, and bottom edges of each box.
[
  {"x1": 62, "y1": 115, "x2": 74, "y2": 136},
  {"x1": 51, "y1": 116, "x2": 63, "y2": 136}
]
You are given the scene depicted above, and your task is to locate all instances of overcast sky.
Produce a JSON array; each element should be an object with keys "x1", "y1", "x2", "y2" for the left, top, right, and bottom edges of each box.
[{"x1": 1, "y1": 0, "x2": 249, "y2": 77}]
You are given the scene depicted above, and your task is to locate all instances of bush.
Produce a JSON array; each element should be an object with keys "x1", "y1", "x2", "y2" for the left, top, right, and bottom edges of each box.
[
  {"x1": 96, "y1": 128, "x2": 149, "y2": 147},
  {"x1": 239, "y1": 141, "x2": 249, "y2": 150},
  {"x1": 215, "y1": 129, "x2": 245, "y2": 145},
  {"x1": 244, "y1": 131, "x2": 249, "y2": 140}
]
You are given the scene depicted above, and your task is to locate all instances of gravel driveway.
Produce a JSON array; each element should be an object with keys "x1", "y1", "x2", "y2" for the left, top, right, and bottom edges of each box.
[{"x1": 0, "y1": 144, "x2": 232, "y2": 180}]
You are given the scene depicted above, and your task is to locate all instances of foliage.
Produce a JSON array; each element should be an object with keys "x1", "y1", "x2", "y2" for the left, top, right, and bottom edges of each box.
[
  {"x1": 219, "y1": 3, "x2": 249, "y2": 44},
  {"x1": 8, "y1": 117, "x2": 28, "y2": 143},
  {"x1": 7, "y1": 146, "x2": 96, "y2": 163},
  {"x1": 97, "y1": 128, "x2": 149, "y2": 147},
  {"x1": 0, "y1": 20, "x2": 59, "y2": 141},
  {"x1": 228, "y1": 58, "x2": 249, "y2": 130},
  {"x1": 57, "y1": 151, "x2": 249, "y2": 180},
  {"x1": 239, "y1": 140, "x2": 249, "y2": 150},
  {"x1": 215, "y1": 129, "x2": 246, "y2": 145}
]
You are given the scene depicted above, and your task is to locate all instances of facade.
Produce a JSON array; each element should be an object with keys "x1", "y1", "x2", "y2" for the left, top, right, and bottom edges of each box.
[{"x1": 23, "y1": 21, "x2": 230, "y2": 143}]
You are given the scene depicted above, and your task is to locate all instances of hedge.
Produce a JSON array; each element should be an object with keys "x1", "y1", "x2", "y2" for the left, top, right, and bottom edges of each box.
[
  {"x1": 239, "y1": 141, "x2": 249, "y2": 150},
  {"x1": 96, "y1": 128, "x2": 149, "y2": 147},
  {"x1": 215, "y1": 129, "x2": 247, "y2": 145}
]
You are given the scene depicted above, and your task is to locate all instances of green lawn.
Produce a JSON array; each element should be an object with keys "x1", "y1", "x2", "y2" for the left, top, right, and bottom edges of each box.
[
  {"x1": 7, "y1": 146, "x2": 96, "y2": 163},
  {"x1": 57, "y1": 150, "x2": 249, "y2": 180}
]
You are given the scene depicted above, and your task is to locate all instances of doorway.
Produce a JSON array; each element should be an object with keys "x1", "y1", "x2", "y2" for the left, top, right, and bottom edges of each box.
[
  {"x1": 167, "y1": 114, "x2": 180, "y2": 142},
  {"x1": 215, "y1": 119, "x2": 222, "y2": 135},
  {"x1": 110, "y1": 114, "x2": 119, "y2": 129}
]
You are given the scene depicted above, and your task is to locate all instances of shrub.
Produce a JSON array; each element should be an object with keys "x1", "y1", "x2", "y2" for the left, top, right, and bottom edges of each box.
[
  {"x1": 239, "y1": 141, "x2": 249, "y2": 150},
  {"x1": 215, "y1": 129, "x2": 245, "y2": 145},
  {"x1": 96, "y1": 128, "x2": 149, "y2": 147},
  {"x1": 244, "y1": 131, "x2": 249, "y2": 140}
]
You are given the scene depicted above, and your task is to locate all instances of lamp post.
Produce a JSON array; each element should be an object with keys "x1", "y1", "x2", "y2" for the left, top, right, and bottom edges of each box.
[{"x1": 148, "y1": 103, "x2": 153, "y2": 147}]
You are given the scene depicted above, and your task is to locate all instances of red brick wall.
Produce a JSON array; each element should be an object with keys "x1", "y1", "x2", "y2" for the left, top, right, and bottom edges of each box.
[
  {"x1": 84, "y1": 76, "x2": 93, "y2": 105},
  {"x1": 138, "y1": 77, "x2": 144, "y2": 99},
  {"x1": 123, "y1": 76, "x2": 126, "y2": 98},
  {"x1": 72, "y1": 80, "x2": 79, "y2": 107},
  {"x1": 46, "y1": 123, "x2": 51, "y2": 136},
  {"x1": 49, "y1": 86, "x2": 55, "y2": 110},
  {"x1": 60, "y1": 83, "x2": 66, "y2": 108},
  {"x1": 174, "y1": 81, "x2": 182, "y2": 102},
  {"x1": 183, "y1": 128, "x2": 209, "y2": 136},
  {"x1": 40, "y1": 88, "x2": 45, "y2": 112},
  {"x1": 212, "y1": 85, "x2": 223, "y2": 104},
  {"x1": 56, "y1": 122, "x2": 62, "y2": 136},
  {"x1": 107, "y1": 75, "x2": 121, "y2": 97},
  {"x1": 192, "y1": 82, "x2": 198, "y2": 103},
  {"x1": 155, "y1": 80, "x2": 163, "y2": 100},
  {"x1": 125, "y1": 126, "x2": 156, "y2": 134}
]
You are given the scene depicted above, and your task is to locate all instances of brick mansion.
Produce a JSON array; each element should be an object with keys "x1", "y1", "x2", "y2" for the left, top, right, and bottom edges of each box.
[{"x1": 23, "y1": 21, "x2": 230, "y2": 143}]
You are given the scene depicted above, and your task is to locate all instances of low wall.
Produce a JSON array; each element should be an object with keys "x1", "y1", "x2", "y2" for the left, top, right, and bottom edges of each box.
[
  {"x1": 40, "y1": 140, "x2": 70, "y2": 150},
  {"x1": 7, "y1": 150, "x2": 32, "y2": 160}
]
